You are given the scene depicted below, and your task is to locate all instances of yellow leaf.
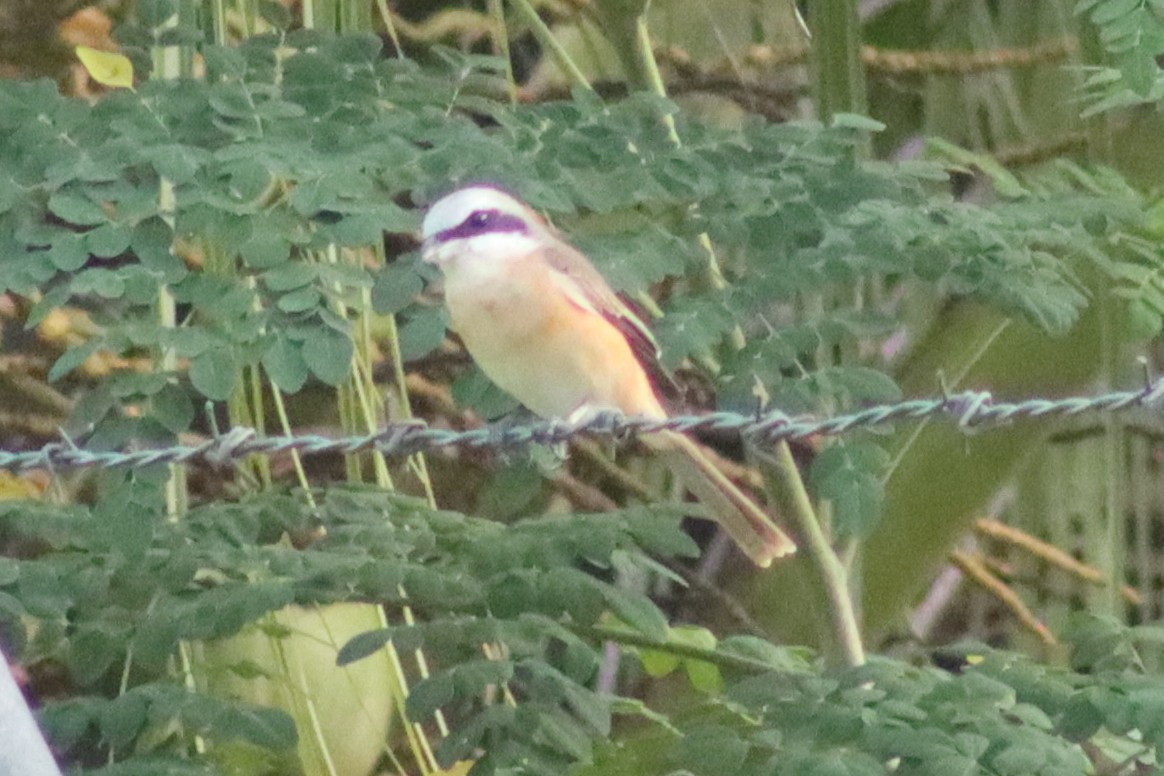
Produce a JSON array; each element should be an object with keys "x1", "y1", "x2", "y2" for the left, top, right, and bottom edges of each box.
[
  {"x1": 75, "y1": 46, "x2": 134, "y2": 89},
  {"x1": 0, "y1": 472, "x2": 44, "y2": 501}
]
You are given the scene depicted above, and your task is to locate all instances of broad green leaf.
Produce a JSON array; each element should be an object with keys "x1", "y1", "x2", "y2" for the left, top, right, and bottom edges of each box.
[
  {"x1": 67, "y1": 621, "x2": 127, "y2": 686},
  {"x1": 261, "y1": 335, "x2": 309, "y2": 393},
  {"x1": 85, "y1": 223, "x2": 132, "y2": 258},
  {"x1": 48, "y1": 190, "x2": 109, "y2": 226},
  {"x1": 397, "y1": 307, "x2": 448, "y2": 361},
  {"x1": 209, "y1": 83, "x2": 257, "y2": 120},
  {"x1": 371, "y1": 261, "x2": 425, "y2": 315},
  {"x1": 152, "y1": 382, "x2": 194, "y2": 433},
  {"x1": 301, "y1": 325, "x2": 353, "y2": 385},
  {"x1": 46, "y1": 232, "x2": 88, "y2": 271},
  {"x1": 450, "y1": 368, "x2": 519, "y2": 420},
  {"x1": 189, "y1": 348, "x2": 238, "y2": 400},
  {"x1": 240, "y1": 236, "x2": 291, "y2": 269},
  {"x1": 275, "y1": 286, "x2": 321, "y2": 313}
]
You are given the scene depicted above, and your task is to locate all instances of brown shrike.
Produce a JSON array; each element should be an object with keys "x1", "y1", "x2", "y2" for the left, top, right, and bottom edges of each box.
[{"x1": 421, "y1": 185, "x2": 795, "y2": 567}]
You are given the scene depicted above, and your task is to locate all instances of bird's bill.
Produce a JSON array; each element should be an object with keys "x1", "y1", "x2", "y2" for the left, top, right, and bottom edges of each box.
[{"x1": 420, "y1": 237, "x2": 440, "y2": 265}]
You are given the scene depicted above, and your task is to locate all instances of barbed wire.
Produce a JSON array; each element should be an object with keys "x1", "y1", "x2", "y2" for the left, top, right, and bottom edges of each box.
[{"x1": 4, "y1": 378, "x2": 1164, "y2": 473}]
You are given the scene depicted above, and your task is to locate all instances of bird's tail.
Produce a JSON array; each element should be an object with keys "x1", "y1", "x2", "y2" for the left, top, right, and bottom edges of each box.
[{"x1": 643, "y1": 429, "x2": 796, "y2": 568}]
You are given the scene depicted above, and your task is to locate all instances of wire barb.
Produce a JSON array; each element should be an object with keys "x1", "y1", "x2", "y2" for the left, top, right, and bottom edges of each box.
[{"x1": 1, "y1": 383, "x2": 1163, "y2": 473}]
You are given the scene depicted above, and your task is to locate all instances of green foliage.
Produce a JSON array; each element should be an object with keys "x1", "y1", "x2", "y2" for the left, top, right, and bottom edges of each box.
[
  {"x1": 579, "y1": 622, "x2": 1164, "y2": 776},
  {"x1": 0, "y1": 482, "x2": 698, "y2": 772},
  {"x1": 0, "y1": 36, "x2": 1127, "y2": 435},
  {"x1": 1076, "y1": 0, "x2": 1164, "y2": 113},
  {"x1": 3, "y1": 480, "x2": 1161, "y2": 774}
]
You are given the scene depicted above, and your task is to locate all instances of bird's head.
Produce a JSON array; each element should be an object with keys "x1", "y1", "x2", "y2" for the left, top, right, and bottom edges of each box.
[{"x1": 420, "y1": 185, "x2": 549, "y2": 268}]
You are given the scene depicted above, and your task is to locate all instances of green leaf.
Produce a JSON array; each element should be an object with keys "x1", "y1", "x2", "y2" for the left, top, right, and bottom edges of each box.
[
  {"x1": 450, "y1": 368, "x2": 519, "y2": 420},
  {"x1": 71, "y1": 268, "x2": 126, "y2": 298},
  {"x1": 671, "y1": 626, "x2": 723, "y2": 694},
  {"x1": 718, "y1": 636, "x2": 813, "y2": 672},
  {"x1": 336, "y1": 628, "x2": 393, "y2": 666},
  {"x1": 623, "y1": 507, "x2": 700, "y2": 558},
  {"x1": 808, "y1": 442, "x2": 890, "y2": 539},
  {"x1": 132, "y1": 217, "x2": 186, "y2": 280},
  {"x1": 926, "y1": 138, "x2": 1029, "y2": 199},
  {"x1": 98, "y1": 686, "x2": 148, "y2": 749},
  {"x1": 301, "y1": 325, "x2": 352, "y2": 385},
  {"x1": 479, "y1": 460, "x2": 547, "y2": 520},
  {"x1": 830, "y1": 113, "x2": 885, "y2": 132},
  {"x1": 609, "y1": 697, "x2": 681, "y2": 735},
  {"x1": 48, "y1": 189, "x2": 109, "y2": 226},
  {"x1": 135, "y1": 0, "x2": 179, "y2": 27},
  {"x1": 0, "y1": 175, "x2": 20, "y2": 214},
  {"x1": 259, "y1": 0, "x2": 293, "y2": 28},
  {"x1": 406, "y1": 672, "x2": 454, "y2": 720},
  {"x1": 48, "y1": 340, "x2": 102, "y2": 382},
  {"x1": 140, "y1": 143, "x2": 209, "y2": 184},
  {"x1": 671, "y1": 725, "x2": 748, "y2": 776},
  {"x1": 275, "y1": 286, "x2": 322, "y2": 313},
  {"x1": 240, "y1": 236, "x2": 291, "y2": 269},
  {"x1": 152, "y1": 382, "x2": 194, "y2": 433},
  {"x1": 991, "y1": 743, "x2": 1048, "y2": 775},
  {"x1": 46, "y1": 231, "x2": 88, "y2": 271},
  {"x1": 261, "y1": 335, "x2": 309, "y2": 393},
  {"x1": 189, "y1": 348, "x2": 238, "y2": 400},
  {"x1": 371, "y1": 261, "x2": 425, "y2": 315},
  {"x1": 209, "y1": 83, "x2": 257, "y2": 120},
  {"x1": 602, "y1": 586, "x2": 668, "y2": 642},
  {"x1": 638, "y1": 646, "x2": 681, "y2": 678},
  {"x1": 220, "y1": 704, "x2": 298, "y2": 750},
  {"x1": 398, "y1": 307, "x2": 448, "y2": 361},
  {"x1": 85, "y1": 223, "x2": 132, "y2": 258},
  {"x1": 68, "y1": 621, "x2": 127, "y2": 686}
]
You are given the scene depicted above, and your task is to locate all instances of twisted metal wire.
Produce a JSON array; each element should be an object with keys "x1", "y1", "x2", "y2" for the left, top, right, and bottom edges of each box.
[{"x1": 4, "y1": 378, "x2": 1164, "y2": 473}]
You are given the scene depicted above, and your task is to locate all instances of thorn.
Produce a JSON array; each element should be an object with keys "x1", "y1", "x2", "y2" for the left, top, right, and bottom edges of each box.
[
  {"x1": 936, "y1": 370, "x2": 952, "y2": 403},
  {"x1": 1138, "y1": 357, "x2": 1164, "y2": 405},
  {"x1": 751, "y1": 375, "x2": 770, "y2": 421},
  {"x1": 204, "y1": 401, "x2": 221, "y2": 439},
  {"x1": 55, "y1": 427, "x2": 81, "y2": 451}
]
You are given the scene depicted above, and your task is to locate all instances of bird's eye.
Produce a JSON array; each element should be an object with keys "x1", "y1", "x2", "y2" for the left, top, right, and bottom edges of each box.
[{"x1": 467, "y1": 211, "x2": 492, "y2": 230}]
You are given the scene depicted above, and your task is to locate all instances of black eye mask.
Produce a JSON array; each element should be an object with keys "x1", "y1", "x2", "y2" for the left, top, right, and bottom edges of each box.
[{"x1": 436, "y1": 209, "x2": 529, "y2": 243}]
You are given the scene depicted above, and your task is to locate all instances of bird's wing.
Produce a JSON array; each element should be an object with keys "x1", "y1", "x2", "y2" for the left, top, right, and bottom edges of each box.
[{"x1": 543, "y1": 241, "x2": 681, "y2": 403}]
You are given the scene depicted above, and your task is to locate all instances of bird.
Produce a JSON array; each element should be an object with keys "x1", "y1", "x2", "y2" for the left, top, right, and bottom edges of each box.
[{"x1": 419, "y1": 184, "x2": 796, "y2": 567}]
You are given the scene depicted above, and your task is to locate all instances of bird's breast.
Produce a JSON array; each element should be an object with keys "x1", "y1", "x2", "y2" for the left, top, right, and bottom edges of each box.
[
  {"x1": 442, "y1": 254, "x2": 550, "y2": 341},
  {"x1": 438, "y1": 250, "x2": 665, "y2": 419}
]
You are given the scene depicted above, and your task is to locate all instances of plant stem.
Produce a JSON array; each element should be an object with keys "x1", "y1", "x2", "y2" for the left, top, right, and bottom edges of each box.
[
  {"x1": 757, "y1": 442, "x2": 865, "y2": 667},
  {"x1": 808, "y1": 0, "x2": 867, "y2": 122},
  {"x1": 574, "y1": 625, "x2": 791, "y2": 675},
  {"x1": 508, "y1": 0, "x2": 594, "y2": 92},
  {"x1": 488, "y1": 0, "x2": 518, "y2": 104}
]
